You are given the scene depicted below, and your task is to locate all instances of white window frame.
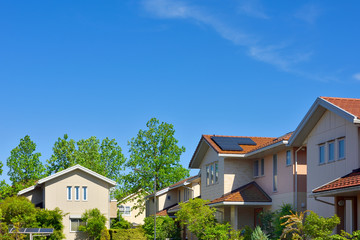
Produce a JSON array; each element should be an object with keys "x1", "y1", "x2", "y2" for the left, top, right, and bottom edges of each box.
[
  {"x1": 119, "y1": 205, "x2": 131, "y2": 217},
  {"x1": 328, "y1": 141, "x2": 335, "y2": 162},
  {"x1": 75, "y1": 186, "x2": 80, "y2": 201},
  {"x1": 286, "y1": 150, "x2": 292, "y2": 166},
  {"x1": 82, "y1": 186, "x2": 88, "y2": 201},
  {"x1": 70, "y1": 218, "x2": 83, "y2": 232},
  {"x1": 319, "y1": 144, "x2": 325, "y2": 165},
  {"x1": 338, "y1": 138, "x2": 345, "y2": 160},
  {"x1": 67, "y1": 186, "x2": 72, "y2": 201},
  {"x1": 206, "y1": 162, "x2": 219, "y2": 186}
]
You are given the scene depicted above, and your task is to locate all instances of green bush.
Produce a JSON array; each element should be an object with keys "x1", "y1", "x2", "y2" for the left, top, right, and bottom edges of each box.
[
  {"x1": 304, "y1": 211, "x2": 340, "y2": 239},
  {"x1": 251, "y1": 226, "x2": 268, "y2": 240},
  {"x1": 110, "y1": 211, "x2": 131, "y2": 229},
  {"x1": 79, "y1": 208, "x2": 107, "y2": 240},
  {"x1": 100, "y1": 229, "x2": 110, "y2": 240},
  {"x1": 35, "y1": 207, "x2": 66, "y2": 240},
  {"x1": 109, "y1": 228, "x2": 146, "y2": 240},
  {"x1": 143, "y1": 215, "x2": 180, "y2": 240}
]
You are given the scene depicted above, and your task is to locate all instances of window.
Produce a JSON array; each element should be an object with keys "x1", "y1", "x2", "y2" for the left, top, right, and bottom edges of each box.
[
  {"x1": 210, "y1": 164, "x2": 214, "y2": 185},
  {"x1": 273, "y1": 154, "x2": 277, "y2": 192},
  {"x1": 119, "y1": 205, "x2": 131, "y2": 216},
  {"x1": 184, "y1": 188, "x2": 188, "y2": 201},
  {"x1": 328, "y1": 142, "x2": 335, "y2": 162},
  {"x1": 206, "y1": 162, "x2": 219, "y2": 186},
  {"x1": 75, "y1": 186, "x2": 80, "y2": 201},
  {"x1": 338, "y1": 138, "x2": 345, "y2": 159},
  {"x1": 178, "y1": 190, "x2": 181, "y2": 202},
  {"x1": 253, "y1": 160, "x2": 259, "y2": 177},
  {"x1": 70, "y1": 219, "x2": 84, "y2": 232},
  {"x1": 260, "y1": 159, "x2": 264, "y2": 176},
  {"x1": 319, "y1": 144, "x2": 325, "y2": 164},
  {"x1": 67, "y1": 186, "x2": 72, "y2": 200},
  {"x1": 206, "y1": 166, "x2": 210, "y2": 185},
  {"x1": 83, "y1": 186, "x2": 87, "y2": 201},
  {"x1": 286, "y1": 150, "x2": 291, "y2": 166},
  {"x1": 215, "y1": 162, "x2": 219, "y2": 183}
]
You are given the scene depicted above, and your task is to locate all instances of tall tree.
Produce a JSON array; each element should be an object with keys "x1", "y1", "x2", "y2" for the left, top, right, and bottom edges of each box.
[
  {"x1": 6, "y1": 135, "x2": 44, "y2": 185},
  {"x1": 121, "y1": 118, "x2": 189, "y2": 213},
  {"x1": 0, "y1": 161, "x2": 3, "y2": 176},
  {"x1": 46, "y1": 135, "x2": 126, "y2": 183}
]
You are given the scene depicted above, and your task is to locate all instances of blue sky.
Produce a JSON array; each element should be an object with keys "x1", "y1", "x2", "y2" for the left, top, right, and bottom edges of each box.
[{"x1": 1, "y1": 0, "x2": 360, "y2": 183}]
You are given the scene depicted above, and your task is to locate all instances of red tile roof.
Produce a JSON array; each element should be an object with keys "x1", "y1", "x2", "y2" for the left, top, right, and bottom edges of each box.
[
  {"x1": 209, "y1": 182, "x2": 271, "y2": 205},
  {"x1": 321, "y1": 96, "x2": 360, "y2": 119},
  {"x1": 203, "y1": 132, "x2": 292, "y2": 155},
  {"x1": 313, "y1": 169, "x2": 360, "y2": 193}
]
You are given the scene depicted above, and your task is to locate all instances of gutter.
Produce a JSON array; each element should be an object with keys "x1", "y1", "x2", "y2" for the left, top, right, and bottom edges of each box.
[
  {"x1": 208, "y1": 201, "x2": 272, "y2": 207},
  {"x1": 310, "y1": 185, "x2": 360, "y2": 198}
]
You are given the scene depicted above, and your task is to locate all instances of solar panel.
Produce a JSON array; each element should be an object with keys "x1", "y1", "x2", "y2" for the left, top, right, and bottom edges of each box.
[
  {"x1": 25, "y1": 228, "x2": 39, "y2": 233},
  {"x1": 40, "y1": 228, "x2": 54, "y2": 233},
  {"x1": 9, "y1": 228, "x2": 54, "y2": 234},
  {"x1": 211, "y1": 137, "x2": 256, "y2": 151}
]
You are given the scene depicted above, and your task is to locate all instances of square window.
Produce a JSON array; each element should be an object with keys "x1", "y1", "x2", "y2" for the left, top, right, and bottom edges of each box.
[
  {"x1": 328, "y1": 142, "x2": 335, "y2": 162},
  {"x1": 70, "y1": 219, "x2": 84, "y2": 232},
  {"x1": 338, "y1": 139, "x2": 345, "y2": 159},
  {"x1": 319, "y1": 145, "x2": 325, "y2": 164}
]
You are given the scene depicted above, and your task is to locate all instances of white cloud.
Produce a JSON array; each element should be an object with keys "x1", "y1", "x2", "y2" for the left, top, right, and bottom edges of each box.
[
  {"x1": 141, "y1": 0, "x2": 316, "y2": 76},
  {"x1": 238, "y1": 0, "x2": 269, "y2": 19},
  {"x1": 295, "y1": 4, "x2": 321, "y2": 24},
  {"x1": 353, "y1": 73, "x2": 360, "y2": 81}
]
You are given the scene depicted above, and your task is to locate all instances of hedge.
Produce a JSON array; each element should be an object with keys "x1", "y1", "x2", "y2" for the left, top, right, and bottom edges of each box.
[{"x1": 109, "y1": 228, "x2": 146, "y2": 240}]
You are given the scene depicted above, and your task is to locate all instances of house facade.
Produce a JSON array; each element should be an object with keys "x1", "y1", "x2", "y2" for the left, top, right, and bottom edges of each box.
[
  {"x1": 189, "y1": 133, "x2": 307, "y2": 230},
  {"x1": 289, "y1": 96, "x2": 360, "y2": 233},
  {"x1": 117, "y1": 192, "x2": 146, "y2": 226},
  {"x1": 18, "y1": 164, "x2": 117, "y2": 240}
]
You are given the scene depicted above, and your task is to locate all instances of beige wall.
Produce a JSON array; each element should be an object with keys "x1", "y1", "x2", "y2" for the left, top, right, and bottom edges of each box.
[
  {"x1": 117, "y1": 197, "x2": 146, "y2": 226},
  {"x1": 22, "y1": 186, "x2": 43, "y2": 206},
  {"x1": 306, "y1": 111, "x2": 359, "y2": 217},
  {"x1": 200, "y1": 148, "x2": 224, "y2": 201},
  {"x1": 224, "y1": 158, "x2": 252, "y2": 194},
  {"x1": 32, "y1": 169, "x2": 113, "y2": 240}
]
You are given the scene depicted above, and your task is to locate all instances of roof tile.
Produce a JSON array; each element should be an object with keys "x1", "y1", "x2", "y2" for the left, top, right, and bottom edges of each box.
[
  {"x1": 321, "y1": 96, "x2": 360, "y2": 119},
  {"x1": 313, "y1": 168, "x2": 360, "y2": 193}
]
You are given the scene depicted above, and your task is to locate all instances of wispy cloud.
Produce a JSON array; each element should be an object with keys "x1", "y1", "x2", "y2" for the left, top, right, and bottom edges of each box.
[
  {"x1": 294, "y1": 4, "x2": 321, "y2": 24},
  {"x1": 141, "y1": 0, "x2": 322, "y2": 79},
  {"x1": 238, "y1": 0, "x2": 269, "y2": 19},
  {"x1": 353, "y1": 73, "x2": 360, "y2": 81}
]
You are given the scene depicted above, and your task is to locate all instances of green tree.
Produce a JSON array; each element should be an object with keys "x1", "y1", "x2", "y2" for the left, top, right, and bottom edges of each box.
[
  {"x1": 0, "y1": 161, "x2": 3, "y2": 176},
  {"x1": 0, "y1": 196, "x2": 37, "y2": 227},
  {"x1": 79, "y1": 208, "x2": 107, "y2": 240},
  {"x1": 143, "y1": 215, "x2": 180, "y2": 240},
  {"x1": 6, "y1": 135, "x2": 44, "y2": 185},
  {"x1": 175, "y1": 198, "x2": 231, "y2": 240},
  {"x1": 46, "y1": 134, "x2": 126, "y2": 183},
  {"x1": 36, "y1": 207, "x2": 66, "y2": 239},
  {"x1": 122, "y1": 118, "x2": 189, "y2": 213}
]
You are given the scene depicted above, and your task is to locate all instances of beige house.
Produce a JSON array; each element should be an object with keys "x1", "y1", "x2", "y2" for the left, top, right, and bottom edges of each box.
[
  {"x1": 189, "y1": 133, "x2": 307, "y2": 230},
  {"x1": 145, "y1": 175, "x2": 201, "y2": 217},
  {"x1": 289, "y1": 96, "x2": 360, "y2": 233},
  {"x1": 18, "y1": 164, "x2": 117, "y2": 240},
  {"x1": 116, "y1": 192, "x2": 146, "y2": 226}
]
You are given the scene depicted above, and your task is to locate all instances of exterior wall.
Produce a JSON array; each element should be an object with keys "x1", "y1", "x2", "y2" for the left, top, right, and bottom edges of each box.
[
  {"x1": 224, "y1": 158, "x2": 252, "y2": 194},
  {"x1": 119, "y1": 198, "x2": 146, "y2": 225},
  {"x1": 22, "y1": 186, "x2": 43, "y2": 206},
  {"x1": 306, "y1": 110, "x2": 359, "y2": 218},
  {"x1": 200, "y1": 148, "x2": 224, "y2": 201},
  {"x1": 44, "y1": 169, "x2": 112, "y2": 240},
  {"x1": 110, "y1": 200, "x2": 117, "y2": 219}
]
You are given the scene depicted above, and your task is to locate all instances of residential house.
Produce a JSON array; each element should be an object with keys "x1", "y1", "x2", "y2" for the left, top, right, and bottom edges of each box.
[
  {"x1": 189, "y1": 133, "x2": 307, "y2": 230},
  {"x1": 18, "y1": 164, "x2": 117, "y2": 240},
  {"x1": 116, "y1": 191, "x2": 146, "y2": 226},
  {"x1": 145, "y1": 175, "x2": 201, "y2": 218},
  {"x1": 289, "y1": 96, "x2": 360, "y2": 233}
]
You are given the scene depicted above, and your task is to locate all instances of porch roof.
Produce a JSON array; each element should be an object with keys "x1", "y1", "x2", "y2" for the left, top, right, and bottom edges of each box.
[
  {"x1": 208, "y1": 182, "x2": 272, "y2": 207},
  {"x1": 312, "y1": 168, "x2": 360, "y2": 196}
]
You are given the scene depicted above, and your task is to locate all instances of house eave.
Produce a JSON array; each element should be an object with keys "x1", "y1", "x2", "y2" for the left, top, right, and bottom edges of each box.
[
  {"x1": 311, "y1": 185, "x2": 360, "y2": 198},
  {"x1": 208, "y1": 201, "x2": 272, "y2": 207}
]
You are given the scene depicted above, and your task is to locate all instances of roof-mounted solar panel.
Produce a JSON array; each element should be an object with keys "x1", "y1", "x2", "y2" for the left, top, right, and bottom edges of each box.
[{"x1": 211, "y1": 137, "x2": 256, "y2": 151}]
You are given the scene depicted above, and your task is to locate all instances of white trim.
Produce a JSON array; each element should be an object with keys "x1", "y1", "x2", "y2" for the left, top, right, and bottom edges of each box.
[
  {"x1": 208, "y1": 201, "x2": 272, "y2": 207},
  {"x1": 69, "y1": 218, "x2": 83, "y2": 233},
  {"x1": 18, "y1": 164, "x2": 116, "y2": 196}
]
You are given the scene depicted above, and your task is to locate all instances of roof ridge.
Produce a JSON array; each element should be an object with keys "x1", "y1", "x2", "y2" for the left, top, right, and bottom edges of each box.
[
  {"x1": 203, "y1": 134, "x2": 276, "y2": 139},
  {"x1": 321, "y1": 96, "x2": 360, "y2": 101}
]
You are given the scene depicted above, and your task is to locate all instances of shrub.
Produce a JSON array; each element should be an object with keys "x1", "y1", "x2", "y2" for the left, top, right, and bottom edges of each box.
[
  {"x1": 273, "y1": 204, "x2": 294, "y2": 239},
  {"x1": 35, "y1": 207, "x2": 66, "y2": 239},
  {"x1": 100, "y1": 229, "x2": 110, "y2": 240},
  {"x1": 0, "y1": 196, "x2": 37, "y2": 227},
  {"x1": 79, "y1": 208, "x2": 107, "y2": 240},
  {"x1": 259, "y1": 210, "x2": 275, "y2": 238},
  {"x1": 240, "y1": 226, "x2": 253, "y2": 240},
  {"x1": 251, "y1": 226, "x2": 269, "y2": 240},
  {"x1": 109, "y1": 228, "x2": 146, "y2": 240},
  {"x1": 143, "y1": 215, "x2": 180, "y2": 240},
  {"x1": 110, "y1": 211, "x2": 131, "y2": 229}
]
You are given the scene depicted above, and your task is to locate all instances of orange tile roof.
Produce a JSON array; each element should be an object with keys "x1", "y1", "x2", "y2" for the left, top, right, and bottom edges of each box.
[
  {"x1": 156, "y1": 209, "x2": 168, "y2": 216},
  {"x1": 321, "y1": 96, "x2": 360, "y2": 119},
  {"x1": 209, "y1": 182, "x2": 271, "y2": 205},
  {"x1": 203, "y1": 132, "x2": 292, "y2": 155},
  {"x1": 313, "y1": 169, "x2": 360, "y2": 193}
]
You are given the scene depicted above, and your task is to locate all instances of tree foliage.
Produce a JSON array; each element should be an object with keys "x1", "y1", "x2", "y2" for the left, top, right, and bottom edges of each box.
[
  {"x1": 122, "y1": 118, "x2": 189, "y2": 213},
  {"x1": 6, "y1": 135, "x2": 44, "y2": 185},
  {"x1": 143, "y1": 215, "x2": 180, "y2": 240},
  {"x1": 110, "y1": 210, "x2": 131, "y2": 229},
  {"x1": 79, "y1": 208, "x2": 107, "y2": 240},
  {"x1": 46, "y1": 134, "x2": 126, "y2": 183},
  {"x1": 175, "y1": 198, "x2": 231, "y2": 240}
]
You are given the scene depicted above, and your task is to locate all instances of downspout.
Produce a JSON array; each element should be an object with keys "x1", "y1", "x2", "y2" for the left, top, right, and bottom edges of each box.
[{"x1": 294, "y1": 146, "x2": 304, "y2": 211}]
